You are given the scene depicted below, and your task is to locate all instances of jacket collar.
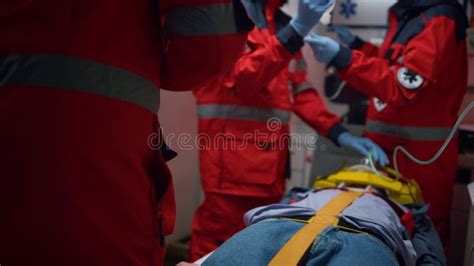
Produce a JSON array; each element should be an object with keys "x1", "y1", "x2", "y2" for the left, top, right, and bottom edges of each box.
[{"x1": 391, "y1": 0, "x2": 463, "y2": 18}]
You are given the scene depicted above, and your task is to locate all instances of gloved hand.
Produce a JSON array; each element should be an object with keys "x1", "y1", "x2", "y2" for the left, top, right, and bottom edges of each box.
[
  {"x1": 326, "y1": 25, "x2": 355, "y2": 45},
  {"x1": 290, "y1": 0, "x2": 335, "y2": 36},
  {"x1": 337, "y1": 132, "x2": 389, "y2": 166},
  {"x1": 240, "y1": 0, "x2": 267, "y2": 29},
  {"x1": 304, "y1": 33, "x2": 340, "y2": 63}
]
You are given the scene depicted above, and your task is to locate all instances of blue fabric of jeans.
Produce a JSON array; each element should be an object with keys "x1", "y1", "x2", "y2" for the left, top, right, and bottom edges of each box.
[{"x1": 203, "y1": 219, "x2": 399, "y2": 266}]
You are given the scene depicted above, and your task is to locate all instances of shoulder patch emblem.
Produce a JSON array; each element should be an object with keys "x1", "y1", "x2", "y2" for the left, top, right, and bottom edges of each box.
[{"x1": 397, "y1": 67, "x2": 424, "y2": 90}]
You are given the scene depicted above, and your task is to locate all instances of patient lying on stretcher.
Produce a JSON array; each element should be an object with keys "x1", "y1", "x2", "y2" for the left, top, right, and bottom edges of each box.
[{"x1": 194, "y1": 166, "x2": 446, "y2": 266}]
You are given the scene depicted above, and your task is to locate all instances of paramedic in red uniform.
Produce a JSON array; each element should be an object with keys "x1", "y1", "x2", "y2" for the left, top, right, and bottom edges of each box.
[
  {"x1": 305, "y1": 0, "x2": 469, "y2": 247},
  {"x1": 188, "y1": 0, "x2": 389, "y2": 260},
  {"x1": 0, "y1": 1, "x2": 257, "y2": 265}
]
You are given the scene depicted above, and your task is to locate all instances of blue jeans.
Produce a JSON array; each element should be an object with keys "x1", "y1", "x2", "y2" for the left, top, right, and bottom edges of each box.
[{"x1": 203, "y1": 219, "x2": 399, "y2": 266}]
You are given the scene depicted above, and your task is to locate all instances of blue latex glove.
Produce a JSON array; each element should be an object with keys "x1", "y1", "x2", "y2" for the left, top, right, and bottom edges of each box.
[
  {"x1": 337, "y1": 132, "x2": 389, "y2": 167},
  {"x1": 240, "y1": 0, "x2": 267, "y2": 29},
  {"x1": 290, "y1": 0, "x2": 335, "y2": 36},
  {"x1": 304, "y1": 33, "x2": 340, "y2": 63},
  {"x1": 326, "y1": 25, "x2": 355, "y2": 45}
]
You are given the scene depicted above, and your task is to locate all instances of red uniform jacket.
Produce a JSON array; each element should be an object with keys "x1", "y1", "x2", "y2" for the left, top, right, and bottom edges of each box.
[
  {"x1": 0, "y1": 0, "x2": 251, "y2": 265},
  {"x1": 194, "y1": 9, "x2": 344, "y2": 198},
  {"x1": 330, "y1": 0, "x2": 468, "y2": 243}
]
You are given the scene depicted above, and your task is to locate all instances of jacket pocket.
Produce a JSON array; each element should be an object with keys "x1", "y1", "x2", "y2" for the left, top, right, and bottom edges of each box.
[
  {"x1": 219, "y1": 121, "x2": 287, "y2": 186},
  {"x1": 221, "y1": 139, "x2": 283, "y2": 185}
]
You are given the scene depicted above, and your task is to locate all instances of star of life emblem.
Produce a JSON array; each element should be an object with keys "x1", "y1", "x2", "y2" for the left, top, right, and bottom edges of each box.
[
  {"x1": 397, "y1": 67, "x2": 424, "y2": 90},
  {"x1": 340, "y1": 0, "x2": 357, "y2": 19},
  {"x1": 373, "y1": 97, "x2": 387, "y2": 112}
]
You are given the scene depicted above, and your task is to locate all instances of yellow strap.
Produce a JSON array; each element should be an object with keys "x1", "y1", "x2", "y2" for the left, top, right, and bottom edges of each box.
[{"x1": 269, "y1": 191, "x2": 364, "y2": 266}]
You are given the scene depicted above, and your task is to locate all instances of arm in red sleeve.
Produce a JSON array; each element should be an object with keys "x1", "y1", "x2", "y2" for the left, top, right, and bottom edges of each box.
[
  {"x1": 160, "y1": 0, "x2": 254, "y2": 91},
  {"x1": 350, "y1": 37, "x2": 380, "y2": 58},
  {"x1": 291, "y1": 77, "x2": 347, "y2": 143},
  {"x1": 332, "y1": 17, "x2": 457, "y2": 105},
  {"x1": 223, "y1": 23, "x2": 305, "y2": 92}
]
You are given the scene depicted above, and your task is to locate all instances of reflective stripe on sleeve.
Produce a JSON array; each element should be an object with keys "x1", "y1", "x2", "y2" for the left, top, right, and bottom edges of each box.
[
  {"x1": 0, "y1": 54, "x2": 160, "y2": 113},
  {"x1": 366, "y1": 120, "x2": 450, "y2": 141},
  {"x1": 293, "y1": 82, "x2": 314, "y2": 94},
  {"x1": 164, "y1": 2, "x2": 238, "y2": 36},
  {"x1": 288, "y1": 59, "x2": 307, "y2": 73},
  {"x1": 197, "y1": 104, "x2": 290, "y2": 123}
]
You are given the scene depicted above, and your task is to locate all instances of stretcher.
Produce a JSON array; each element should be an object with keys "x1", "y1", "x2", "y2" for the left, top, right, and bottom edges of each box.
[
  {"x1": 192, "y1": 165, "x2": 444, "y2": 266},
  {"x1": 313, "y1": 164, "x2": 424, "y2": 205}
]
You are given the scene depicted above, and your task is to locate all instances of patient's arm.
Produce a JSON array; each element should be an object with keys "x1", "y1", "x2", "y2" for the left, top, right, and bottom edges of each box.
[{"x1": 410, "y1": 206, "x2": 447, "y2": 265}]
